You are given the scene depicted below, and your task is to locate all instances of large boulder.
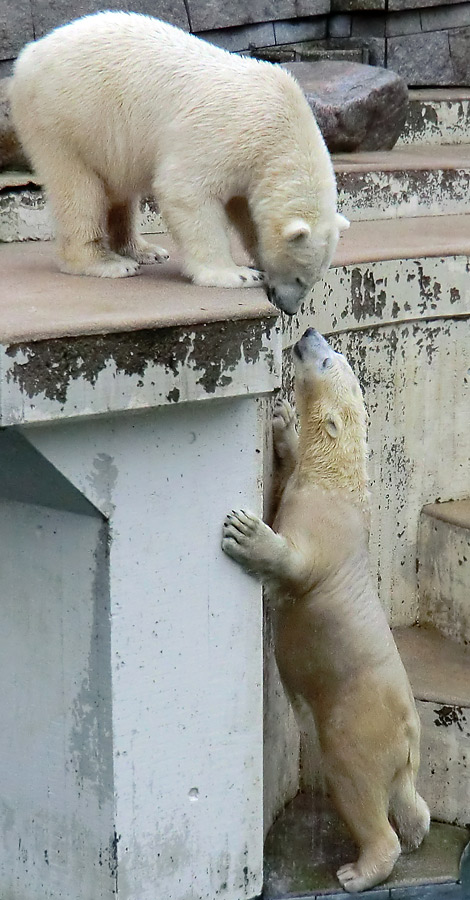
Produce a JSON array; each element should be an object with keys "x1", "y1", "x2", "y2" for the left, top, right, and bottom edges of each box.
[
  {"x1": 282, "y1": 60, "x2": 408, "y2": 152},
  {"x1": 0, "y1": 77, "x2": 30, "y2": 170}
]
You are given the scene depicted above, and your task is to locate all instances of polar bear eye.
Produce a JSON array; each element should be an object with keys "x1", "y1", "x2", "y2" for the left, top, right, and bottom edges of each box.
[{"x1": 322, "y1": 357, "x2": 333, "y2": 369}]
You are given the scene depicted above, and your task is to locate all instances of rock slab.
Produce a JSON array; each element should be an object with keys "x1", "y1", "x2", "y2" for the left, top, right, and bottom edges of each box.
[
  {"x1": 282, "y1": 60, "x2": 408, "y2": 151},
  {"x1": 0, "y1": 77, "x2": 30, "y2": 170}
]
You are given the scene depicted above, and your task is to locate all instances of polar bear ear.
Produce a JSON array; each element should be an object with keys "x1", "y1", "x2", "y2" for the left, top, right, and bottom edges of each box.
[
  {"x1": 336, "y1": 213, "x2": 350, "y2": 231},
  {"x1": 283, "y1": 219, "x2": 311, "y2": 242},
  {"x1": 324, "y1": 414, "x2": 342, "y2": 439}
]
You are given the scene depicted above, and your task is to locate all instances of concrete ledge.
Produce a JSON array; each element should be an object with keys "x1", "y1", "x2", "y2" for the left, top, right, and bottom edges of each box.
[{"x1": 0, "y1": 236, "x2": 281, "y2": 423}]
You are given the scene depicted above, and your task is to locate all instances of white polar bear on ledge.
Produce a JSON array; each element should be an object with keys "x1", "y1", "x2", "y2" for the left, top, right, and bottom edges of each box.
[{"x1": 10, "y1": 12, "x2": 349, "y2": 315}]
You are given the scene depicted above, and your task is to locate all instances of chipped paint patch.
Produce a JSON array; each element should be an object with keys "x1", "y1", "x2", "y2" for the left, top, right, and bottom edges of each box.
[
  {"x1": 337, "y1": 165, "x2": 470, "y2": 222},
  {"x1": 1, "y1": 319, "x2": 281, "y2": 424},
  {"x1": 0, "y1": 189, "x2": 166, "y2": 243},
  {"x1": 398, "y1": 97, "x2": 470, "y2": 146}
]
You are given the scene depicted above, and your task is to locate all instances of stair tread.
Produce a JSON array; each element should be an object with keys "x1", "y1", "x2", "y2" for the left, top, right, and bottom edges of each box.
[
  {"x1": 422, "y1": 498, "x2": 470, "y2": 529},
  {"x1": 408, "y1": 87, "x2": 470, "y2": 101},
  {"x1": 264, "y1": 791, "x2": 469, "y2": 898},
  {"x1": 2, "y1": 214, "x2": 470, "y2": 344},
  {"x1": 0, "y1": 236, "x2": 274, "y2": 344},
  {"x1": 334, "y1": 143, "x2": 470, "y2": 173},
  {"x1": 394, "y1": 624, "x2": 470, "y2": 707}
]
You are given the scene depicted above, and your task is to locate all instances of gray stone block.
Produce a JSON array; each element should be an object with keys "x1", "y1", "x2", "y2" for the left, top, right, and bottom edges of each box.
[
  {"x1": 282, "y1": 59, "x2": 408, "y2": 150},
  {"x1": 332, "y1": 0, "x2": 385, "y2": 13},
  {"x1": 420, "y1": 2, "x2": 470, "y2": 32},
  {"x1": 274, "y1": 15, "x2": 330, "y2": 43},
  {"x1": 389, "y1": 0, "x2": 459, "y2": 12},
  {"x1": 386, "y1": 10, "x2": 421, "y2": 35},
  {"x1": 198, "y1": 22, "x2": 275, "y2": 52},
  {"x1": 361, "y1": 35, "x2": 386, "y2": 64},
  {"x1": 449, "y1": 25, "x2": 470, "y2": 81},
  {"x1": 351, "y1": 13, "x2": 386, "y2": 36},
  {"x1": 329, "y1": 14, "x2": 352, "y2": 36},
  {"x1": 31, "y1": 0, "x2": 189, "y2": 39},
  {"x1": 0, "y1": 59, "x2": 13, "y2": 76},
  {"x1": 388, "y1": 30, "x2": 454, "y2": 84},
  {"x1": 0, "y1": 0, "x2": 34, "y2": 60},
  {"x1": 186, "y1": 0, "x2": 328, "y2": 32}
]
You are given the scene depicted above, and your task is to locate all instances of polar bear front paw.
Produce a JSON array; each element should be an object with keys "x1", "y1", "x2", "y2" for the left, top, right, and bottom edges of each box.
[
  {"x1": 273, "y1": 399, "x2": 299, "y2": 462},
  {"x1": 222, "y1": 509, "x2": 281, "y2": 574},
  {"x1": 191, "y1": 265, "x2": 264, "y2": 289}
]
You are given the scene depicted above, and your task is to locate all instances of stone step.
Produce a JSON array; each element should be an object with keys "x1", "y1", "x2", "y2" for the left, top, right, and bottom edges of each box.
[
  {"x1": 335, "y1": 144, "x2": 470, "y2": 221},
  {"x1": 2, "y1": 144, "x2": 469, "y2": 241},
  {"x1": 398, "y1": 88, "x2": 470, "y2": 147},
  {"x1": 394, "y1": 624, "x2": 470, "y2": 827},
  {"x1": 0, "y1": 172, "x2": 165, "y2": 243},
  {"x1": 418, "y1": 501, "x2": 470, "y2": 645},
  {"x1": 2, "y1": 213, "x2": 469, "y2": 429},
  {"x1": 264, "y1": 790, "x2": 469, "y2": 899}
]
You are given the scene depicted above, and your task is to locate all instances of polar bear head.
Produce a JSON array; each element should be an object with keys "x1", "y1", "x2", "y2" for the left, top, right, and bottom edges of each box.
[
  {"x1": 259, "y1": 213, "x2": 349, "y2": 316},
  {"x1": 292, "y1": 327, "x2": 368, "y2": 493}
]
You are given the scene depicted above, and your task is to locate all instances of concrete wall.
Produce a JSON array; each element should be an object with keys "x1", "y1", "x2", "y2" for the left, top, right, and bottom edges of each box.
[{"x1": 0, "y1": 394, "x2": 269, "y2": 900}]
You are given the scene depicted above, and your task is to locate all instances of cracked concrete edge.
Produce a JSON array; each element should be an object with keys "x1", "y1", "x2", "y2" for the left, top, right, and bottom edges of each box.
[{"x1": 0, "y1": 317, "x2": 282, "y2": 424}]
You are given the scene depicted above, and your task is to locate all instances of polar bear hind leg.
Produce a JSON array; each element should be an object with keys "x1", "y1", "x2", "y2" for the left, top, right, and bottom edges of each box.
[
  {"x1": 158, "y1": 189, "x2": 264, "y2": 288},
  {"x1": 107, "y1": 199, "x2": 170, "y2": 265},
  {"x1": 34, "y1": 147, "x2": 140, "y2": 278}
]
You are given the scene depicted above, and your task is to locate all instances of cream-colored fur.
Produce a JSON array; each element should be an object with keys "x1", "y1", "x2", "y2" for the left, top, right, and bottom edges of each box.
[
  {"x1": 10, "y1": 12, "x2": 348, "y2": 314},
  {"x1": 222, "y1": 328, "x2": 429, "y2": 893}
]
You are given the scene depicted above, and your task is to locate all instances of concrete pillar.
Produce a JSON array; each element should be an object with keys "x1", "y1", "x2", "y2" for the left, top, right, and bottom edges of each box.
[{"x1": 0, "y1": 274, "x2": 281, "y2": 900}]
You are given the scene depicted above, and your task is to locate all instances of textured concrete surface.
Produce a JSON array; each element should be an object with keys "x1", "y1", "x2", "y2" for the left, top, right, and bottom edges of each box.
[
  {"x1": 418, "y1": 503, "x2": 470, "y2": 644},
  {"x1": 335, "y1": 144, "x2": 470, "y2": 220},
  {"x1": 394, "y1": 625, "x2": 470, "y2": 707},
  {"x1": 395, "y1": 626, "x2": 470, "y2": 826},
  {"x1": 3, "y1": 217, "x2": 470, "y2": 344},
  {"x1": 264, "y1": 791, "x2": 469, "y2": 897},
  {"x1": 399, "y1": 90, "x2": 470, "y2": 145}
]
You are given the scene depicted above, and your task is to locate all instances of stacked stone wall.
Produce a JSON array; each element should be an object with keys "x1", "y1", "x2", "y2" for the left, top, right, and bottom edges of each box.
[{"x1": 1, "y1": 0, "x2": 469, "y2": 86}]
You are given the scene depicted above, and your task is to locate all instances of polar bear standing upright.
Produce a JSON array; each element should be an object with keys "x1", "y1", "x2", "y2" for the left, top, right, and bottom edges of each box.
[{"x1": 10, "y1": 12, "x2": 348, "y2": 315}]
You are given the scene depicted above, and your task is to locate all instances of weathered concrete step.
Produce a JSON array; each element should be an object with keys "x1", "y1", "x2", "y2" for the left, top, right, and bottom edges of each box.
[
  {"x1": 264, "y1": 789, "x2": 469, "y2": 899},
  {"x1": 0, "y1": 172, "x2": 165, "y2": 243},
  {"x1": 398, "y1": 88, "x2": 470, "y2": 147},
  {"x1": 418, "y1": 501, "x2": 470, "y2": 645},
  {"x1": 2, "y1": 214, "x2": 470, "y2": 426},
  {"x1": 2, "y1": 145, "x2": 469, "y2": 240},
  {"x1": 0, "y1": 235, "x2": 280, "y2": 424},
  {"x1": 335, "y1": 144, "x2": 470, "y2": 221},
  {"x1": 394, "y1": 624, "x2": 470, "y2": 826}
]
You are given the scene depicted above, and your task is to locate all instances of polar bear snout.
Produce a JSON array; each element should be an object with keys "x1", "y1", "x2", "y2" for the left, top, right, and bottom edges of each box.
[
  {"x1": 294, "y1": 328, "x2": 334, "y2": 366},
  {"x1": 266, "y1": 280, "x2": 308, "y2": 316}
]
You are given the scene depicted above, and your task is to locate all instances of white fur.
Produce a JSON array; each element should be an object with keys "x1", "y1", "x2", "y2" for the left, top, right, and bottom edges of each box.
[{"x1": 10, "y1": 12, "x2": 347, "y2": 312}]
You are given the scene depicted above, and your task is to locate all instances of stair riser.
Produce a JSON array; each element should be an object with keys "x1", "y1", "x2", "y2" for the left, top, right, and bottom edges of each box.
[
  {"x1": 0, "y1": 192, "x2": 165, "y2": 243},
  {"x1": 398, "y1": 98, "x2": 470, "y2": 147},
  {"x1": 418, "y1": 513, "x2": 470, "y2": 645},
  {"x1": 2, "y1": 167, "x2": 469, "y2": 241},
  {"x1": 417, "y1": 698, "x2": 470, "y2": 827},
  {"x1": 337, "y1": 168, "x2": 470, "y2": 222}
]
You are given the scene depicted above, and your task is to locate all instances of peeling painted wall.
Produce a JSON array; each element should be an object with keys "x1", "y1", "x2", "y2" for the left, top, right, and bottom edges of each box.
[{"x1": 282, "y1": 256, "x2": 470, "y2": 627}]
